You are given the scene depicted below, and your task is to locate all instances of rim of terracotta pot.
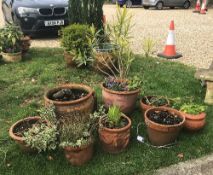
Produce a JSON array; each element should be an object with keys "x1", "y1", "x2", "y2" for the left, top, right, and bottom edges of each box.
[
  {"x1": 63, "y1": 137, "x2": 94, "y2": 151},
  {"x1": 9, "y1": 116, "x2": 41, "y2": 142},
  {"x1": 181, "y1": 111, "x2": 206, "y2": 120},
  {"x1": 1, "y1": 51, "x2": 22, "y2": 56},
  {"x1": 144, "y1": 107, "x2": 185, "y2": 132},
  {"x1": 44, "y1": 83, "x2": 94, "y2": 105},
  {"x1": 140, "y1": 96, "x2": 170, "y2": 108},
  {"x1": 101, "y1": 83, "x2": 140, "y2": 95},
  {"x1": 99, "y1": 114, "x2": 132, "y2": 133}
]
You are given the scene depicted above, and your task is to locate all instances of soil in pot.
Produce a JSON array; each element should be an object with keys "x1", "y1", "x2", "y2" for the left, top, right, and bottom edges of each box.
[
  {"x1": 103, "y1": 78, "x2": 128, "y2": 91},
  {"x1": 145, "y1": 107, "x2": 185, "y2": 146},
  {"x1": 49, "y1": 88, "x2": 88, "y2": 102},
  {"x1": 99, "y1": 115, "x2": 131, "y2": 154}
]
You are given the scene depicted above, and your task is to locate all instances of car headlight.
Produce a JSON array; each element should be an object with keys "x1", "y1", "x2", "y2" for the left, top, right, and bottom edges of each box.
[{"x1": 17, "y1": 7, "x2": 38, "y2": 17}]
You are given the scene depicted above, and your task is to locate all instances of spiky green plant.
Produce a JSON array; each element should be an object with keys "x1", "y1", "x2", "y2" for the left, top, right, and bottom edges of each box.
[{"x1": 107, "y1": 105, "x2": 121, "y2": 126}]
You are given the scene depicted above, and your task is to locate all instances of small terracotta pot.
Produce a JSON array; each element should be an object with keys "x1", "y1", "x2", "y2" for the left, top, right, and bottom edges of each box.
[
  {"x1": 9, "y1": 116, "x2": 41, "y2": 152},
  {"x1": 98, "y1": 114, "x2": 131, "y2": 154},
  {"x1": 64, "y1": 50, "x2": 75, "y2": 67},
  {"x1": 1, "y1": 51, "x2": 22, "y2": 62},
  {"x1": 140, "y1": 96, "x2": 170, "y2": 117},
  {"x1": 21, "y1": 36, "x2": 31, "y2": 53},
  {"x1": 181, "y1": 112, "x2": 206, "y2": 131},
  {"x1": 145, "y1": 107, "x2": 185, "y2": 146},
  {"x1": 101, "y1": 83, "x2": 140, "y2": 114},
  {"x1": 63, "y1": 139, "x2": 94, "y2": 166}
]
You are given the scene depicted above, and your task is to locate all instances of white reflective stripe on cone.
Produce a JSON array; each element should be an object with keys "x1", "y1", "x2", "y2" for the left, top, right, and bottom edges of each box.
[{"x1": 166, "y1": 30, "x2": 175, "y2": 45}]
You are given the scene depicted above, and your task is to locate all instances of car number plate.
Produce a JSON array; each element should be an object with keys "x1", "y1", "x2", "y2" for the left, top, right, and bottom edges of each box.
[{"x1": 44, "y1": 20, "x2": 64, "y2": 26}]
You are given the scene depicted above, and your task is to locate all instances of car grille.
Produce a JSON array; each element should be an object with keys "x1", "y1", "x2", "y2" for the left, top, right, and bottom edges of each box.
[
  {"x1": 39, "y1": 7, "x2": 66, "y2": 16},
  {"x1": 39, "y1": 8, "x2": 53, "y2": 16}
]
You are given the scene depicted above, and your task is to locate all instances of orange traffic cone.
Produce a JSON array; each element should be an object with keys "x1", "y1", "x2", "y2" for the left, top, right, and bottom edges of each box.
[
  {"x1": 158, "y1": 20, "x2": 182, "y2": 59},
  {"x1": 200, "y1": 0, "x2": 207, "y2": 14},
  {"x1": 193, "y1": 0, "x2": 201, "y2": 13}
]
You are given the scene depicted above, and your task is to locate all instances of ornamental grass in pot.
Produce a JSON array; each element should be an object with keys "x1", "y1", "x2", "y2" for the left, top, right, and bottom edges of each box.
[
  {"x1": 100, "y1": 6, "x2": 141, "y2": 114},
  {"x1": 144, "y1": 107, "x2": 185, "y2": 146},
  {"x1": 59, "y1": 111, "x2": 99, "y2": 166},
  {"x1": 0, "y1": 24, "x2": 23, "y2": 62},
  {"x1": 60, "y1": 24, "x2": 93, "y2": 68},
  {"x1": 9, "y1": 106, "x2": 58, "y2": 152},
  {"x1": 98, "y1": 105, "x2": 131, "y2": 154},
  {"x1": 180, "y1": 104, "x2": 207, "y2": 131},
  {"x1": 140, "y1": 96, "x2": 170, "y2": 114},
  {"x1": 44, "y1": 84, "x2": 96, "y2": 123}
]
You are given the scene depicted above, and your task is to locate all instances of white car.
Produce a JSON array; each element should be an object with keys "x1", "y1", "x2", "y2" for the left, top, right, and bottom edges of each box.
[{"x1": 143, "y1": 0, "x2": 191, "y2": 10}]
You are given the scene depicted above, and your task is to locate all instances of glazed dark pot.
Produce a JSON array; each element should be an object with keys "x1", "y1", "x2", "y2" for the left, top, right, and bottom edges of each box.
[
  {"x1": 101, "y1": 82, "x2": 140, "y2": 114},
  {"x1": 63, "y1": 139, "x2": 94, "y2": 166},
  {"x1": 145, "y1": 107, "x2": 185, "y2": 146},
  {"x1": 98, "y1": 114, "x2": 131, "y2": 154}
]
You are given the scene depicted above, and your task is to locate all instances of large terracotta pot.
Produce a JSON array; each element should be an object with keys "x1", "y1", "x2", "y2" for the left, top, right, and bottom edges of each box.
[
  {"x1": 98, "y1": 114, "x2": 131, "y2": 154},
  {"x1": 63, "y1": 139, "x2": 94, "y2": 166},
  {"x1": 64, "y1": 50, "x2": 75, "y2": 67},
  {"x1": 1, "y1": 51, "x2": 22, "y2": 62},
  {"x1": 140, "y1": 96, "x2": 170, "y2": 116},
  {"x1": 9, "y1": 116, "x2": 41, "y2": 152},
  {"x1": 181, "y1": 112, "x2": 206, "y2": 131},
  {"x1": 21, "y1": 36, "x2": 31, "y2": 53},
  {"x1": 145, "y1": 107, "x2": 185, "y2": 146},
  {"x1": 101, "y1": 83, "x2": 140, "y2": 114},
  {"x1": 44, "y1": 84, "x2": 96, "y2": 123}
]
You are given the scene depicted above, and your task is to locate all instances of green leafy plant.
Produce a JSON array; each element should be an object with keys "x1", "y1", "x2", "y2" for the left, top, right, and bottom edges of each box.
[
  {"x1": 23, "y1": 106, "x2": 59, "y2": 153},
  {"x1": 61, "y1": 24, "x2": 93, "y2": 67},
  {"x1": 180, "y1": 104, "x2": 207, "y2": 115},
  {"x1": 107, "y1": 105, "x2": 122, "y2": 127},
  {"x1": 0, "y1": 24, "x2": 23, "y2": 53},
  {"x1": 142, "y1": 37, "x2": 156, "y2": 58},
  {"x1": 128, "y1": 76, "x2": 142, "y2": 90}
]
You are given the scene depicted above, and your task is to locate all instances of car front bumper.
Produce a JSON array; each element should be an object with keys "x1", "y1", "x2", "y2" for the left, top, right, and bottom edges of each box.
[
  {"x1": 13, "y1": 13, "x2": 69, "y2": 34},
  {"x1": 142, "y1": 0, "x2": 158, "y2": 6}
]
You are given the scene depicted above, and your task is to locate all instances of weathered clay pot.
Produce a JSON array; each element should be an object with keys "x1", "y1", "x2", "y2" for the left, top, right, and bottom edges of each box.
[
  {"x1": 21, "y1": 36, "x2": 31, "y2": 53},
  {"x1": 140, "y1": 96, "x2": 170, "y2": 115},
  {"x1": 145, "y1": 107, "x2": 185, "y2": 146},
  {"x1": 1, "y1": 51, "x2": 22, "y2": 62},
  {"x1": 44, "y1": 84, "x2": 96, "y2": 123},
  {"x1": 63, "y1": 139, "x2": 94, "y2": 166},
  {"x1": 9, "y1": 116, "x2": 41, "y2": 152},
  {"x1": 101, "y1": 83, "x2": 140, "y2": 114},
  {"x1": 181, "y1": 112, "x2": 206, "y2": 131},
  {"x1": 98, "y1": 114, "x2": 131, "y2": 154},
  {"x1": 64, "y1": 50, "x2": 75, "y2": 67}
]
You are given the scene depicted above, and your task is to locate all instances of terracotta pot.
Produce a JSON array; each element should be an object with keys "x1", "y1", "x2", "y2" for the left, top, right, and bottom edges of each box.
[
  {"x1": 181, "y1": 112, "x2": 206, "y2": 131},
  {"x1": 44, "y1": 84, "x2": 96, "y2": 123},
  {"x1": 63, "y1": 139, "x2": 94, "y2": 166},
  {"x1": 140, "y1": 96, "x2": 170, "y2": 116},
  {"x1": 21, "y1": 36, "x2": 31, "y2": 53},
  {"x1": 101, "y1": 83, "x2": 140, "y2": 114},
  {"x1": 145, "y1": 107, "x2": 185, "y2": 146},
  {"x1": 64, "y1": 50, "x2": 75, "y2": 67},
  {"x1": 98, "y1": 114, "x2": 131, "y2": 154},
  {"x1": 9, "y1": 116, "x2": 41, "y2": 152},
  {"x1": 1, "y1": 51, "x2": 22, "y2": 62}
]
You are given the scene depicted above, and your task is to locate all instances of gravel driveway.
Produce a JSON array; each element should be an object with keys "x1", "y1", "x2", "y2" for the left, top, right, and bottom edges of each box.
[{"x1": 0, "y1": 4, "x2": 212, "y2": 69}]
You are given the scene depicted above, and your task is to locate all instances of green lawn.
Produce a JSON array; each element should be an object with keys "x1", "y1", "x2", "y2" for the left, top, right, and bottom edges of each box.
[{"x1": 0, "y1": 48, "x2": 212, "y2": 175}]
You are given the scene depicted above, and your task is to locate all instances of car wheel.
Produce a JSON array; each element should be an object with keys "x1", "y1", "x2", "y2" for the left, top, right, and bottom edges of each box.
[
  {"x1": 183, "y1": 1, "x2": 190, "y2": 9},
  {"x1": 126, "y1": 0, "x2": 132, "y2": 8},
  {"x1": 170, "y1": 7, "x2": 175, "y2": 9},
  {"x1": 156, "y1": 2, "x2": 163, "y2": 10},
  {"x1": 120, "y1": 4, "x2": 124, "y2": 7},
  {"x1": 144, "y1": 6, "x2": 150, "y2": 9}
]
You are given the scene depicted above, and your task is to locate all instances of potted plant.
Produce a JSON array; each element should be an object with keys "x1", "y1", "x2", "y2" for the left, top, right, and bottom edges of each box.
[
  {"x1": 21, "y1": 35, "x2": 31, "y2": 53},
  {"x1": 144, "y1": 107, "x2": 185, "y2": 146},
  {"x1": 140, "y1": 96, "x2": 170, "y2": 113},
  {"x1": 60, "y1": 24, "x2": 93, "y2": 67},
  {"x1": 0, "y1": 24, "x2": 23, "y2": 62},
  {"x1": 44, "y1": 84, "x2": 96, "y2": 122},
  {"x1": 59, "y1": 111, "x2": 99, "y2": 166},
  {"x1": 9, "y1": 106, "x2": 58, "y2": 152},
  {"x1": 98, "y1": 105, "x2": 131, "y2": 154},
  {"x1": 180, "y1": 103, "x2": 207, "y2": 131}
]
